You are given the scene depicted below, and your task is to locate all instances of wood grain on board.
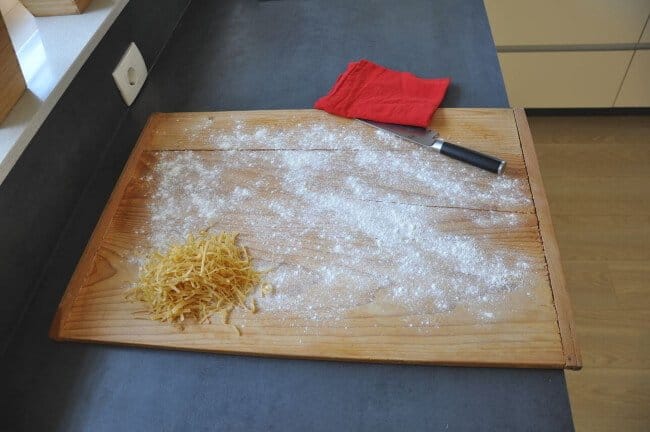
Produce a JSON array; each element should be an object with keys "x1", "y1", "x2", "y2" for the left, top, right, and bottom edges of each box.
[{"x1": 50, "y1": 108, "x2": 579, "y2": 369}]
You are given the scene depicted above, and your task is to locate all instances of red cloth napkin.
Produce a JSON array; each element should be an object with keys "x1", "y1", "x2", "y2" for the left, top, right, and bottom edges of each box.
[{"x1": 314, "y1": 60, "x2": 450, "y2": 128}]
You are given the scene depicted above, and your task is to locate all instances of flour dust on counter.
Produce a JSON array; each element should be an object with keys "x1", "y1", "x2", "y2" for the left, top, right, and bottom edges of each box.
[{"x1": 134, "y1": 116, "x2": 536, "y2": 329}]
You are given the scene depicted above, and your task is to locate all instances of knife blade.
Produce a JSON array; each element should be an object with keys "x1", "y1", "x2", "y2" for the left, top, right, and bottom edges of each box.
[{"x1": 359, "y1": 119, "x2": 506, "y2": 175}]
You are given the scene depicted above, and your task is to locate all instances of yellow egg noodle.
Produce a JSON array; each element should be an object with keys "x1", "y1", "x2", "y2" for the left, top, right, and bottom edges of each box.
[{"x1": 127, "y1": 231, "x2": 265, "y2": 332}]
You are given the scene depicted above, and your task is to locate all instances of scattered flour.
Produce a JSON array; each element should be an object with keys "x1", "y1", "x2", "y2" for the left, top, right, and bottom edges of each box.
[{"x1": 136, "y1": 118, "x2": 536, "y2": 326}]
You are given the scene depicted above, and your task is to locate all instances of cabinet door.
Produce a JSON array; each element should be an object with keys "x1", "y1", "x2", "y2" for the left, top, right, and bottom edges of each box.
[
  {"x1": 615, "y1": 50, "x2": 650, "y2": 107},
  {"x1": 498, "y1": 51, "x2": 632, "y2": 108},
  {"x1": 484, "y1": 0, "x2": 650, "y2": 46}
]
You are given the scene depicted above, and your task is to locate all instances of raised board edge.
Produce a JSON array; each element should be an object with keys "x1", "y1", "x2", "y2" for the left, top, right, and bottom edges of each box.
[
  {"x1": 49, "y1": 113, "x2": 162, "y2": 339},
  {"x1": 513, "y1": 108, "x2": 582, "y2": 370},
  {"x1": 52, "y1": 333, "x2": 566, "y2": 369}
]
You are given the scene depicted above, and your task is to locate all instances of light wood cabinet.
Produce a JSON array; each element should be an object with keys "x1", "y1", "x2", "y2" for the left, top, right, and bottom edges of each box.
[
  {"x1": 615, "y1": 50, "x2": 650, "y2": 107},
  {"x1": 484, "y1": 0, "x2": 650, "y2": 107},
  {"x1": 498, "y1": 51, "x2": 632, "y2": 108},
  {"x1": 484, "y1": 0, "x2": 650, "y2": 46}
]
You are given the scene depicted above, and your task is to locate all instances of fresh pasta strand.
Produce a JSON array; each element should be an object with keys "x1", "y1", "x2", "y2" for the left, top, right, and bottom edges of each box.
[{"x1": 127, "y1": 231, "x2": 264, "y2": 330}]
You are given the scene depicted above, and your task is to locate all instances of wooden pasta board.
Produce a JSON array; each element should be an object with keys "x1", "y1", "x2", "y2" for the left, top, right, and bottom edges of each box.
[{"x1": 50, "y1": 108, "x2": 581, "y2": 369}]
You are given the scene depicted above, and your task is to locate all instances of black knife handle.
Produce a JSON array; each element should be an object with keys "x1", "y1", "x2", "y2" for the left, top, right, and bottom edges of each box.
[{"x1": 436, "y1": 140, "x2": 506, "y2": 174}]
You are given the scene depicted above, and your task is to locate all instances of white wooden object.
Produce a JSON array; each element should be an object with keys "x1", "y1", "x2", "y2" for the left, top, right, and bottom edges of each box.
[{"x1": 484, "y1": 0, "x2": 650, "y2": 107}]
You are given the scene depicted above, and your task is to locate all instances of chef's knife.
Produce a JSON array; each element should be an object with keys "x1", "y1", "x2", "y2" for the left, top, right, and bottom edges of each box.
[{"x1": 360, "y1": 119, "x2": 506, "y2": 175}]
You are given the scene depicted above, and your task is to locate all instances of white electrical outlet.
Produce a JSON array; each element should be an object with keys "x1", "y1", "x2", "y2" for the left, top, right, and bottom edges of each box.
[{"x1": 112, "y1": 42, "x2": 147, "y2": 106}]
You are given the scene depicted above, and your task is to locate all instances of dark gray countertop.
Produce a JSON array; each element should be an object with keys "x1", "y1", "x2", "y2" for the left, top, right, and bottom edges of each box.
[{"x1": 0, "y1": 1, "x2": 574, "y2": 430}]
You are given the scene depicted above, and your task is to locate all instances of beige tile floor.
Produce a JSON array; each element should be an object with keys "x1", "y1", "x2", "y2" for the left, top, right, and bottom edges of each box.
[{"x1": 529, "y1": 115, "x2": 650, "y2": 432}]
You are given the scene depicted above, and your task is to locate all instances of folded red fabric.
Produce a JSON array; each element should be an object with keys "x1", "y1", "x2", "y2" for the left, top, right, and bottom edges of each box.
[{"x1": 314, "y1": 60, "x2": 450, "y2": 128}]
